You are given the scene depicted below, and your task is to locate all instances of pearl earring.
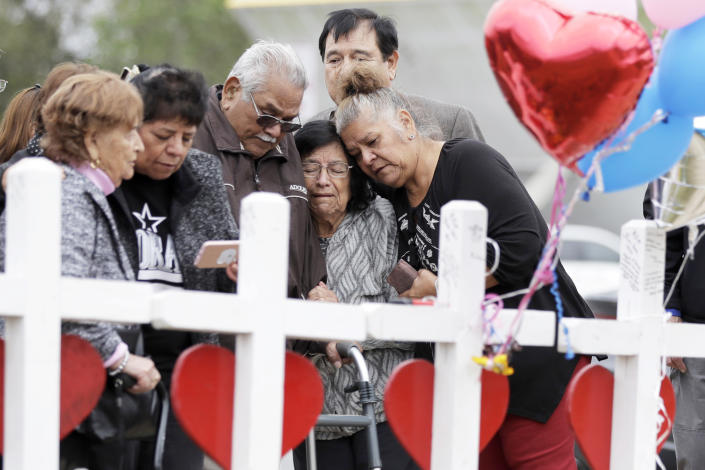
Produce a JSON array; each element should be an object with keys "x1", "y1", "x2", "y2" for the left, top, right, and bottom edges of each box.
[{"x1": 408, "y1": 134, "x2": 415, "y2": 140}]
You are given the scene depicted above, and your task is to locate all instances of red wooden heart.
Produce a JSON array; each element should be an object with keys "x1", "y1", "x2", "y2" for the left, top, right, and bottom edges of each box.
[
  {"x1": 383, "y1": 359, "x2": 509, "y2": 470},
  {"x1": 0, "y1": 335, "x2": 106, "y2": 452},
  {"x1": 170, "y1": 345, "x2": 323, "y2": 469},
  {"x1": 657, "y1": 376, "x2": 676, "y2": 453},
  {"x1": 484, "y1": 0, "x2": 654, "y2": 168},
  {"x1": 566, "y1": 364, "x2": 612, "y2": 470},
  {"x1": 567, "y1": 364, "x2": 676, "y2": 470}
]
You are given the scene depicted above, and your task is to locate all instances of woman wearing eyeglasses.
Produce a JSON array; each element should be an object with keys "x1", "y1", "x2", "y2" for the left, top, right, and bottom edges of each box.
[{"x1": 292, "y1": 120, "x2": 418, "y2": 470}]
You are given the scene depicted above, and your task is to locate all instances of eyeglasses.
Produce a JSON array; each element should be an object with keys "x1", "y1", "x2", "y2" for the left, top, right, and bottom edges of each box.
[
  {"x1": 302, "y1": 161, "x2": 353, "y2": 179},
  {"x1": 249, "y1": 92, "x2": 301, "y2": 133},
  {"x1": 0, "y1": 80, "x2": 7, "y2": 93}
]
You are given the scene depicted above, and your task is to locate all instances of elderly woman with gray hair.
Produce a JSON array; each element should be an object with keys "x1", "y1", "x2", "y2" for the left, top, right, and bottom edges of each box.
[
  {"x1": 292, "y1": 120, "x2": 418, "y2": 470},
  {"x1": 335, "y1": 83, "x2": 595, "y2": 469}
]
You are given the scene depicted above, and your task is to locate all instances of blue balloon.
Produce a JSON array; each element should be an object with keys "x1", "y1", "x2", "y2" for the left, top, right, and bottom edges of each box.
[
  {"x1": 577, "y1": 75, "x2": 693, "y2": 193},
  {"x1": 658, "y1": 15, "x2": 705, "y2": 117}
]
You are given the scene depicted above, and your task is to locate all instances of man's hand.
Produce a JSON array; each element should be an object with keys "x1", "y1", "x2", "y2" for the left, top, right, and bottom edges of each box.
[{"x1": 666, "y1": 316, "x2": 687, "y2": 373}]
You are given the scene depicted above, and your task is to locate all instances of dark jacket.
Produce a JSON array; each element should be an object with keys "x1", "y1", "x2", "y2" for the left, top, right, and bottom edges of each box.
[
  {"x1": 193, "y1": 85, "x2": 326, "y2": 299},
  {"x1": 644, "y1": 185, "x2": 705, "y2": 322},
  {"x1": 109, "y1": 148, "x2": 238, "y2": 296}
]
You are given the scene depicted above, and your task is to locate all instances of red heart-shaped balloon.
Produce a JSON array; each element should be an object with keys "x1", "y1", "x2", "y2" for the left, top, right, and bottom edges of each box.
[
  {"x1": 0, "y1": 335, "x2": 106, "y2": 452},
  {"x1": 383, "y1": 359, "x2": 509, "y2": 470},
  {"x1": 484, "y1": 0, "x2": 654, "y2": 169},
  {"x1": 170, "y1": 345, "x2": 323, "y2": 469},
  {"x1": 567, "y1": 364, "x2": 676, "y2": 470}
]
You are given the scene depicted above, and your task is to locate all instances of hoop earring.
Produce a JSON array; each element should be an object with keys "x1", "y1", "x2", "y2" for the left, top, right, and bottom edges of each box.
[{"x1": 89, "y1": 157, "x2": 101, "y2": 169}]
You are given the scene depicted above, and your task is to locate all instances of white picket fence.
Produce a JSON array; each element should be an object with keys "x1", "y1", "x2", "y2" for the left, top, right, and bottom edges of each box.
[{"x1": 2, "y1": 158, "x2": 704, "y2": 470}]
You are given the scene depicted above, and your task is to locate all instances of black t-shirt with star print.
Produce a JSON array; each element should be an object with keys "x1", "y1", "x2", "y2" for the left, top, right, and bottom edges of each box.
[
  {"x1": 389, "y1": 138, "x2": 593, "y2": 423},
  {"x1": 121, "y1": 173, "x2": 190, "y2": 383},
  {"x1": 122, "y1": 173, "x2": 184, "y2": 287}
]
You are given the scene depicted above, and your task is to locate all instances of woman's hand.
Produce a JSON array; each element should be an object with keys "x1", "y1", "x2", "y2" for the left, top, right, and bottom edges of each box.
[
  {"x1": 225, "y1": 260, "x2": 238, "y2": 284},
  {"x1": 120, "y1": 354, "x2": 161, "y2": 394},
  {"x1": 401, "y1": 269, "x2": 437, "y2": 298},
  {"x1": 486, "y1": 273, "x2": 499, "y2": 289},
  {"x1": 307, "y1": 282, "x2": 339, "y2": 302},
  {"x1": 324, "y1": 341, "x2": 363, "y2": 369}
]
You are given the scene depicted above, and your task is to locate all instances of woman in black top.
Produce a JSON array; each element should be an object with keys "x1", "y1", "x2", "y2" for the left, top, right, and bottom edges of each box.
[
  {"x1": 336, "y1": 86, "x2": 594, "y2": 469},
  {"x1": 116, "y1": 66, "x2": 237, "y2": 470}
]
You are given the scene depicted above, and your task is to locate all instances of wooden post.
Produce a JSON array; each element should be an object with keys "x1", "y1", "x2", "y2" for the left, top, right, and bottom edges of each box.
[
  {"x1": 3, "y1": 159, "x2": 63, "y2": 469},
  {"x1": 432, "y1": 201, "x2": 487, "y2": 470},
  {"x1": 610, "y1": 220, "x2": 665, "y2": 470},
  {"x1": 232, "y1": 193, "x2": 290, "y2": 470}
]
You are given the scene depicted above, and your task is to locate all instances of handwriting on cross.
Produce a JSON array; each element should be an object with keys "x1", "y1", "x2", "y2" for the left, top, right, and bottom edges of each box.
[{"x1": 559, "y1": 220, "x2": 705, "y2": 469}]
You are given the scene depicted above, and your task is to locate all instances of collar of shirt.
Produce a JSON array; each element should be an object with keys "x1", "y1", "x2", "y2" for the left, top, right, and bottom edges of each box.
[{"x1": 73, "y1": 162, "x2": 116, "y2": 195}]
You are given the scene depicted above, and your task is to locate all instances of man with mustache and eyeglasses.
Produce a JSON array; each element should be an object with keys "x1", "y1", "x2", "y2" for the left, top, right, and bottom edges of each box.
[{"x1": 193, "y1": 40, "x2": 326, "y2": 300}]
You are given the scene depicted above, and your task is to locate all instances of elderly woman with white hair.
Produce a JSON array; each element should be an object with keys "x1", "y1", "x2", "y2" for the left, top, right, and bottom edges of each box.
[{"x1": 193, "y1": 39, "x2": 327, "y2": 301}]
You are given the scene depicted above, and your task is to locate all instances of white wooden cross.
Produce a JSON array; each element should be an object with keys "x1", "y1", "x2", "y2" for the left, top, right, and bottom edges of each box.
[
  {"x1": 558, "y1": 219, "x2": 705, "y2": 469},
  {"x1": 1, "y1": 158, "x2": 557, "y2": 470}
]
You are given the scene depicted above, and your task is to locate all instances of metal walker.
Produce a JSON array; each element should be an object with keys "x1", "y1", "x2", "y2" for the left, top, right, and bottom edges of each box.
[{"x1": 304, "y1": 342, "x2": 382, "y2": 470}]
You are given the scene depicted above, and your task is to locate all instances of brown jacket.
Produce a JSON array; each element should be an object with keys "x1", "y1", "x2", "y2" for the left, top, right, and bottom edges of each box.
[{"x1": 193, "y1": 85, "x2": 326, "y2": 298}]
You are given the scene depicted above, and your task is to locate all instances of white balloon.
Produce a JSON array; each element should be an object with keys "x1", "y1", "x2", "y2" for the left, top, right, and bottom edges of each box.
[{"x1": 546, "y1": 0, "x2": 638, "y2": 21}]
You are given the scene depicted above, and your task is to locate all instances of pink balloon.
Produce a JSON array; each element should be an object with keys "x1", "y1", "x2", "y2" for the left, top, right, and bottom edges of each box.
[{"x1": 643, "y1": 0, "x2": 705, "y2": 29}]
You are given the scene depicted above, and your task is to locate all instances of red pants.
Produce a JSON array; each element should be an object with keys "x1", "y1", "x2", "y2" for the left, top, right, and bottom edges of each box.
[{"x1": 479, "y1": 356, "x2": 589, "y2": 470}]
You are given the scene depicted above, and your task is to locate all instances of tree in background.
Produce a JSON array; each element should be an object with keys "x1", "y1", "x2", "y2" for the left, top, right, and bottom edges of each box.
[
  {"x1": 92, "y1": 0, "x2": 250, "y2": 86},
  {"x1": 1, "y1": 0, "x2": 250, "y2": 114},
  {"x1": 0, "y1": 0, "x2": 76, "y2": 111}
]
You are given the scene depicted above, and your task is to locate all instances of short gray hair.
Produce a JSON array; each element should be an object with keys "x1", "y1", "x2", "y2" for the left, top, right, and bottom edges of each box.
[
  {"x1": 226, "y1": 40, "x2": 308, "y2": 97},
  {"x1": 335, "y1": 87, "x2": 439, "y2": 138}
]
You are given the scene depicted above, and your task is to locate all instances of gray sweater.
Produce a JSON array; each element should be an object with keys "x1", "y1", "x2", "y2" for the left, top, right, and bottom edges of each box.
[
  {"x1": 111, "y1": 149, "x2": 238, "y2": 296},
  {"x1": 0, "y1": 163, "x2": 135, "y2": 361},
  {"x1": 311, "y1": 197, "x2": 414, "y2": 440}
]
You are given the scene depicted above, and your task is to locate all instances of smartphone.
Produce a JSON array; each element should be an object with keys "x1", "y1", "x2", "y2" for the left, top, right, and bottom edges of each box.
[
  {"x1": 194, "y1": 240, "x2": 239, "y2": 268},
  {"x1": 386, "y1": 259, "x2": 419, "y2": 294}
]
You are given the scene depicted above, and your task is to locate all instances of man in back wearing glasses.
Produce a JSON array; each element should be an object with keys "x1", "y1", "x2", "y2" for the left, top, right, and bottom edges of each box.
[{"x1": 193, "y1": 39, "x2": 326, "y2": 300}]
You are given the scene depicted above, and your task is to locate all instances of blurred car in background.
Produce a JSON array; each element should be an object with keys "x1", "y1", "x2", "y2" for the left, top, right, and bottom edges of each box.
[{"x1": 560, "y1": 224, "x2": 621, "y2": 317}]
